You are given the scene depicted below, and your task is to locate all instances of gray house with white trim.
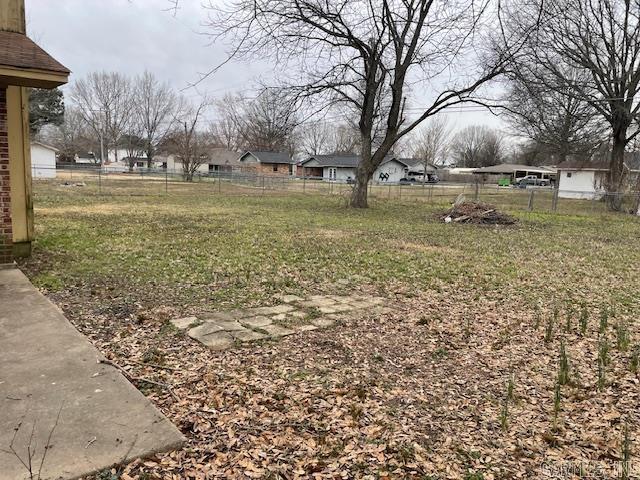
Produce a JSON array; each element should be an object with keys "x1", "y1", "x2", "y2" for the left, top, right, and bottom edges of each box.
[{"x1": 298, "y1": 154, "x2": 412, "y2": 182}]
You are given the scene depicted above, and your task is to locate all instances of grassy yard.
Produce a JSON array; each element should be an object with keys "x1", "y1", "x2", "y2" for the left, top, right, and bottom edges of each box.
[{"x1": 20, "y1": 181, "x2": 640, "y2": 479}]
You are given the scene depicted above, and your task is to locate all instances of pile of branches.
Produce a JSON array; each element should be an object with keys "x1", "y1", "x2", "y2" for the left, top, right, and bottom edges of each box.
[{"x1": 442, "y1": 200, "x2": 517, "y2": 225}]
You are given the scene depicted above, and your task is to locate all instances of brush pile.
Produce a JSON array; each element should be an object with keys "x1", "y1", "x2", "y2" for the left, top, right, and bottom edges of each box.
[{"x1": 442, "y1": 200, "x2": 517, "y2": 225}]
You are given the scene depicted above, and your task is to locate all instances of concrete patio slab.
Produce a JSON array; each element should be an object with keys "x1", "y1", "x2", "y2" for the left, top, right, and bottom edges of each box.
[{"x1": 0, "y1": 269, "x2": 185, "y2": 480}]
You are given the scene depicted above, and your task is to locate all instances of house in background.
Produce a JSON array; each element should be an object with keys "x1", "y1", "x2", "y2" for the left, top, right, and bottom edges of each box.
[
  {"x1": 238, "y1": 151, "x2": 295, "y2": 176},
  {"x1": 207, "y1": 148, "x2": 243, "y2": 173},
  {"x1": 557, "y1": 154, "x2": 640, "y2": 199},
  {"x1": 30, "y1": 141, "x2": 57, "y2": 178},
  {"x1": 298, "y1": 154, "x2": 416, "y2": 183},
  {"x1": 159, "y1": 148, "x2": 241, "y2": 174}
]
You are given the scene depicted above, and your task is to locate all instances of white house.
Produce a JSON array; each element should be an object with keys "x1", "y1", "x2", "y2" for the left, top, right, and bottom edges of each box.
[
  {"x1": 298, "y1": 154, "x2": 413, "y2": 183},
  {"x1": 557, "y1": 155, "x2": 640, "y2": 199},
  {"x1": 157, "y1": 149, "x2": 241, "y2": 175},
  {"x1": 30, "y1": 141, "x2": 57, "y2": 179}
]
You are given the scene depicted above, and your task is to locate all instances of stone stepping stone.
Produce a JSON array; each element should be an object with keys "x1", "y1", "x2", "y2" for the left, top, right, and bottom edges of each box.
[
  {"x1": 331, "y1": 303, "x2": 356, "y2": 313},
  {"x1": 187, "y1": 322, "x2": 224, "y2": 339},
  {"x1": 260, "y1": 324, "x2": 296, "y2": 337},
  {"x1": 240, "y1": 316, "x2": 273, "y2": 329},
  {"x1": 200, "y1": 311, "x2": 246, "y2": 322},
  {"x1": 171, "y1": 316, "x2": 198, "y2": 330},
  {"x1": 210, "y1": 320, "x2": 246, "y2": 331},
  {"x1": 311, "y1": 316, "x2": 337, "y2": 328},
  {"x1": 251, "y1": 304, "x2": 297, "y2": 316},
  {"x1": 295, "y1": 324, "x2": 319, "y2": 332},
  {"x1": 198, "y1": 331, "x2": 235, "y2": 350},
  {"x1": 230, "y1": 329, "x2": 268, "y2": 342},
  {"x1": 278, "y1": 294, "x2": 304, "y2": 303}
]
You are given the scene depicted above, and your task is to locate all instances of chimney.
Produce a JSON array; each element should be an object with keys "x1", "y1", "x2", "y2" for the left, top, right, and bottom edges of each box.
[{"x1": 0, "y1": 0, "x2": 25, "y2": 34}]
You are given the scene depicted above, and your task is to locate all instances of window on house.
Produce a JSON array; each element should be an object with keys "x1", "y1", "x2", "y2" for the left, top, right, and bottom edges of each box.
[
  {"x1": 567, "y1": 172, "x2": 572, "y2": 178},
  {"x1": 161, "y1": 162, "x2": 167, "y2": 170},
  {"x1": 209, "y1": 164, "x2": 214, "y2": 171},
  {"x1": 136, "y1": 161, "x2": 144, "y2": 167},
  {"x1": 273, "y1": 164, "x2": 278, "y2": 172}
]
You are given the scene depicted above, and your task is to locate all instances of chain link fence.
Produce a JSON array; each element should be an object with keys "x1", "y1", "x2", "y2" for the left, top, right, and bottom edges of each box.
[{"x1": 33, "y1": 165, "x2": 640, "y2": 216}]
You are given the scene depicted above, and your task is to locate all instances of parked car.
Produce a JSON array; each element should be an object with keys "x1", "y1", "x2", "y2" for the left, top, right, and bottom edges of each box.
[
  {"x1": 402, "y1": 173, "x2": 439, "y2": 184},
  {"x1": 515, "y1": 176, "x2": 551, "y2": 188}
]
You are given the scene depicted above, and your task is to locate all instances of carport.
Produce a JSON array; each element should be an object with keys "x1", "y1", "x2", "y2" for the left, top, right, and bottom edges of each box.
[{"x1": 473, "y1": 163, "x2": 556, "y2": 186}]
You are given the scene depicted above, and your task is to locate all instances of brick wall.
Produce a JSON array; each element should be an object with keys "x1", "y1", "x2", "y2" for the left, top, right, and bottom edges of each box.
[{"x1": 0, "y1": 87, "x2": 12, "y2": 264}]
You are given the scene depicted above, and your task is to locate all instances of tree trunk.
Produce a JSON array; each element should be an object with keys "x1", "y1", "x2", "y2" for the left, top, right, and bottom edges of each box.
[
  {"x1": 146, "y1": 145, "x2": 154, "y2": 169},
  {"x1": 350, "y1": 149, "x2": 375, "y2": 208},
  {"x1": 607, "y1": 129, "x2": 627, "y2": 211},
  {"x1": 350, "y1": 170, "x2": 369, "y2": 208}
]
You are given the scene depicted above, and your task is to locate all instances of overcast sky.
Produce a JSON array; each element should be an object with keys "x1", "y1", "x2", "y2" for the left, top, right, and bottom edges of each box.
[{"x1": 27, "y1": 0, "x2": 506, "y2": 135}]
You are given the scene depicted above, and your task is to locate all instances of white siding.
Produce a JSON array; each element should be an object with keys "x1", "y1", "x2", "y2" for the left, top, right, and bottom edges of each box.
[
  {"x1": 558, "y1": 170, "x2": 605, "y2": 199},
  {"x1": 161, "y1": 155, "x2": 209, "y2": 174},
  {"x1": 319, "y1": 160, "x2": 407, "y2": 182},
  {"x1": 323, "y1": 166, "x2": 356, "y2": 181},
  {"x1": 107, "y1": 148, "x2": 148, "y2": 163},
  {"x1": 374, "y1": 160, "x2": 407, "y2": 183},
  {"x1": 30, "y1": 144, "x2": 56, "y2": 179}
]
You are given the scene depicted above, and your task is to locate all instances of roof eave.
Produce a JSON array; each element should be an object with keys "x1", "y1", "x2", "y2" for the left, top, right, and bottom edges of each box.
[{"x1": 0, "y1": 65, "x2": 69, "y2": 88}]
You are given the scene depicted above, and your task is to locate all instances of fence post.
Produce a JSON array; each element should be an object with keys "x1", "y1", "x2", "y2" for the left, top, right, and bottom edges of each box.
[
  {"x1": 398, "y1": 183, "x2": 402, "y2": 200},
  {"x1": 474, "y1": 181, "x2": 479, "y2": 201},
  {"x1": 528, "y1": 190, "x2": 535, "y2": 211},
  {"x1": 165, "y1": 168, "x2": 168, "y2": 194},
  {"x1": 551, "y1": 187, "x2": 559, "y2": 212},
  {"x1": 98, "y1": 168, "x2": 102, "y2": 194},
  {"x1": 303, "y1": 173, "x2": 306, "y2": 193}
]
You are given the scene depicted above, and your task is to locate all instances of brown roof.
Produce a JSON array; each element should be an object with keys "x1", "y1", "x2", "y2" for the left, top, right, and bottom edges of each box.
[
  {"x1": 555, "y1": 158, "x2": 609, "y2": 171},
  {"x1": 556, "y1": 152, "x2": 640, "y2": 172},
  {"x1": 0, "y1": 30, "x2": 69, "y2": 75}
]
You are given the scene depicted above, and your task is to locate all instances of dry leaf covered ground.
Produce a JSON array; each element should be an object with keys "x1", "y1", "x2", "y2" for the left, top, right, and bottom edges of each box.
[{"x1": 18, "y1": 182, "x2": 640, "y2": 479}]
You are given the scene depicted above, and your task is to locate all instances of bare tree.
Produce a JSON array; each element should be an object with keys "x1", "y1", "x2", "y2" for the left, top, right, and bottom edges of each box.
[
  {"x1": 298, "y1": 120, "x2": 361, "y2": 155},
  {"x1": 37, "y1": 108, "x2": 94, "y2": 162},
  {"x1": 330, "y1": 123, "x2": 361, "y2": 155},
  {"x1": 409, "y1": 117, "x2": 451, "y2": 173},
  {"x1": 503, "y1": 63, "x2": 606, "y2": 165},
  {"x1": 242, "y1": 89, "x2": 299, "y2": 152},
  {"x1": 70, "y1": 72, "x2": 135, "y2": 162},
  {"x1": 121, "y1": 133, "x2": 146, "y2": 172},
  {"x1": 299, "y1": 120, "x2": 332, "y2": 155},
  {"x1": 134, "y1": 71, "x2": 181, "y2": 168},
  {"x1": 450, "y1": 125, "x2": 504, "y2": 168},
  {"x1": 165, "y1": 99, "x2": 211, "y2": 181},
  {"x1": 204, "y1": 0, "x2": 527, "y2": 207},
  {"x1": 211, "y1": 91, "x2": 298, "y2": 153},
  {"x1": 507, "y1": 0, "x2": 640, "y2": 208},
  {"x1": 210, "y1": 108, "x2": 242, "y2": 151}
]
